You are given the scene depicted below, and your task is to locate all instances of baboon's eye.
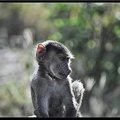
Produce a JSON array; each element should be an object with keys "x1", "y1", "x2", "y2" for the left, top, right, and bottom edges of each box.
[
  {"x1": 59, "y1": 57, "x2": 69, "y2": 62},
  {"x1": 66, "y1": 58, "x2": 69, "y2": 62}
]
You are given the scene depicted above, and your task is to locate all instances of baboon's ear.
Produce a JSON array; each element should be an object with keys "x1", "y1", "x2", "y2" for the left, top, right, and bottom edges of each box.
[
  {"x1": 36, "y1": 43, "x2": 46, "y2": 62},
  {"x1": 36, "y1": 44, "x2": 45, "y2": 55}
]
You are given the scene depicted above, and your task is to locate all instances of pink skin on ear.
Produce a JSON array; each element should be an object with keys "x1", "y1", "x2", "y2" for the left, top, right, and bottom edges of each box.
[{"x1": 36, "y1": 44, "x2": 45, "y2": 55}]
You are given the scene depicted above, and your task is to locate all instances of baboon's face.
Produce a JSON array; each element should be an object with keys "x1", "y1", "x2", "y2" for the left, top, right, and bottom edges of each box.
[
  {"x1": 35, "y1": 41, "x2": 73, "y2": 80},
  {"x1": 47, "y1": 50, "x2": 71, "y2": 80}
]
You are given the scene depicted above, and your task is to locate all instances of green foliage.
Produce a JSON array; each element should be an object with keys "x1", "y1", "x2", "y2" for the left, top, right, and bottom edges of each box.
[{"x1": 0, "y1": 79, "x2": 33, "y2": 116}]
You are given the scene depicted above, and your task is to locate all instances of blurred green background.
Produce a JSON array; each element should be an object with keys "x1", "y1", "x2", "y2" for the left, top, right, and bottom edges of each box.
[{"x1": 0, "y1": 2, "x2": 120, "y2": 117}]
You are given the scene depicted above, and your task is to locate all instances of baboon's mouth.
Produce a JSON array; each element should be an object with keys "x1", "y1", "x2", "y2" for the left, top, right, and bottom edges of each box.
[{"x1": 59, "y1": 73, "x2": 68, "y2": 78}]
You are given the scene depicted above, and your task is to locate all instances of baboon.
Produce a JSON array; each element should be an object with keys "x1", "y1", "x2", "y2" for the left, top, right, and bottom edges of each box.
[{"x1": 30, "y1": 40, "x2": 85, "y2": 117}]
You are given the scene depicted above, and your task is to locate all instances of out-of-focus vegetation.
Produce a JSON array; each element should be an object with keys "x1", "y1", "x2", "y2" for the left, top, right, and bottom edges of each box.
[{"x1": 0, "y1": 3, "x2": 120, "y2": 117}]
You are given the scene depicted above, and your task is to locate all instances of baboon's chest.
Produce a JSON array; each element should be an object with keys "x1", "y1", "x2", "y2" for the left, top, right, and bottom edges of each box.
[
  {"x1": 49, "y1": 81, "x2": 63, "y2": 96},
  {"x1": 48, "y1": 80, "x2": 65, "y2": 107},
  {"x1": 48, "y1": 88, "x2": 65, "y2": 117}
]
